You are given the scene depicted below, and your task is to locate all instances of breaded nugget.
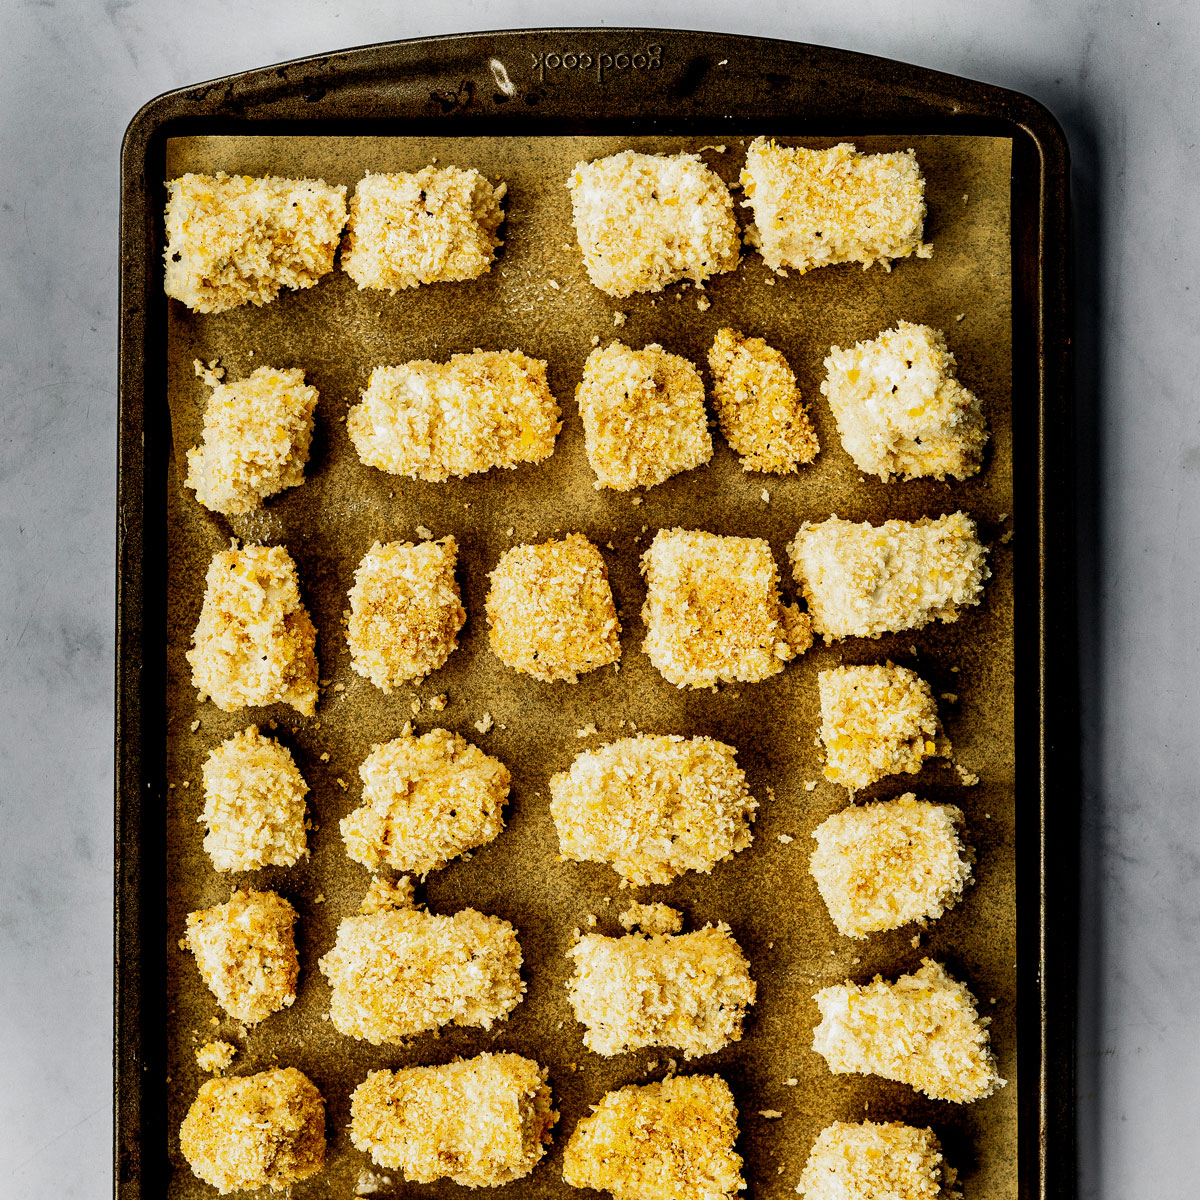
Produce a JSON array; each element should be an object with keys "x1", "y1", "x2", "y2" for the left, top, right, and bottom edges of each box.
[
  {"x1": 347, "y1": 537, "x2": 466, "y2": 690},
  {"x1": 187, "y1": 544, "x2": 319, "y2": 716},
  {"x1": 563, "y1": 1074, "x2": 744, "y2": 1200},
  {"x1": 811, "y1": 958, "x2": 1004, "y2": 1103},
  {"x1": 567, "y1": 924, "x2": 755, "y2": 1058},
  {"x1": 809, "y1": 794, "x2": 974, "y2": 938},
  {"x1": 797, "y1": 1121, "x2": 961, "y2": 1200},
  {"x1": 185, "y1": 366, "x2": 318, "y2": 516},
  {"x1": 619, "y1": 901, "x2": 684, "y2": 936},
  {"x1": 817, "y1": 664, "x2": 948, "y2": 792},
  {"x1": 183, "y1": 889, "x2": 299, "y2": 1025},
  {"x1": 341, "y1": 166, "x2": 506, "y2": 291},
  {"x1": 195, "y1": 1040, "x2": 237, "y2": 1075},
  {"x1": 486, "y1": 534, "x2": 621, "y2": 682},
  {"x1": 576, "y1": 342, "x2": 712, "y2": 491},
  {"x1": 200, "y1": 726, "x2": 309, "y2": 872},
  {"x1": 341, "y1": 727, "x2": 509, "y2": 876},
  {"x1": 347, "y1": 350, "x2": 561, "y2": 481},
  {"x1": 707, "y1": 328, "x2": 819, "y2": 473},
  {"x1": 821, "y1": 322, "x2": 988, "y2": 481},
  {"x1": 164, "y1": 172, "x2": 347, "y2": 313},
  {"x1": 740, "y1": 139, "x2": 931, "y2": 274},
  {"x1": 641, "y1": 528, "x2": 812, "y2": 688},
  {"x1": 567, "y1": 150, "x2": 740, "y2": 297},
  {"x1": 788, "y1": 513, "x2": 990, "y2": 641},
  {"x1": 179, "y1": 1067, "x2": 325, "y2": 1193},
  {"x1": 549, "y1": 734, "x2": 757, "y2": 885},
  {"x1": 350, "y1": 1053, "x2": 557, "y2": 1186},
  {"x1": 317, "y1": 881, "x2": 524, "y2": 1045}
]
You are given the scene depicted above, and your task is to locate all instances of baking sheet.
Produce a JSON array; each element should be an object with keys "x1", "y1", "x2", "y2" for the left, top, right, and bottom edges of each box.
[{"x1": 163, "y1": 132, "x2": 1014, "y2": 1198}]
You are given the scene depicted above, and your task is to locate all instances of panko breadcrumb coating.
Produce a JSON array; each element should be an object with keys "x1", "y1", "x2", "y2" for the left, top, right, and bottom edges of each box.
[
  {"x1": 486, "y1": 534, "x2": 621, "y2": 682},
  {"x1": 809, "y1": 794, "x2": 974, "y2": 938},
  {"x1": 811, "y1": 958, "x2": 1005, "y2": 1103},
  {"x1": 620, "y1": 902, "x2": 684, "y2": 936},
  {"x1": 184, "y1": 889, "x2": 299, "y2": 1025},
  {"x1": 164, "y1": 172, "x2": 347, "y2": 313},
  {"x1": 317, "y1": 880, "x2": 524, "y2": 1045},
  {"x1": 577, "y1": 342, "x2": 712, "y2": 491},
  {"x1": 347, "y1": 350, "x2": 561, "y2": 481},
  {"x1": 179, "y1": 1067, "x2": 325, "y2": 1193},
  {"x1": 797, "y1": 1121, "x2": 961, "y2": 1200},
  {"x1": 347, "y1": 537, "x2": 466, "y2": 690},
  {"x1": 200, "y1": 726, "x2": 309, "y2": 872},
  {"x1": 350, "y1": 1053, "x2": 557, "y2": 1186},
  {"x1": 641, "y1": 528, "x2": 812, "y2": 688},
  {"x1": 563, "y1": 1074, "x2": 744, "y2": 1200},
  {"x1": 567, "y1": 924, "x2": 755, "y2": 1059},
  {"x1": 818, "y1": 665, "x2": 948, "y2": 792},
  {"x1": 707, "y1": 328, "x2": 819, "y2": 473},
  {"x1": 788, "y1": 513, "x2": 990, "y2": 641},
  {"x1": 187, "y1": 544, "x2": 319, "y2": 716},
  {"x1": 341, "y1": 167, "x2": 506, "y2": 291},
  {"x1": 341, "y1": 727, "x2": 509, "y2": 876},
  {"x1": 740, "y1": 139, "x2": 931, "y2": 275},
  {"x1": 567, "y1": 150, "x2": 740, "y2": 297},
  {"x1": 185, "y1": 366, "x2": 318, "y2": 516},
  {"x1": 822, "y1": 322, "x2": 988, "y2": 482},
  {"x1": 195, "y1": 1040, "x2": 237, "y2": 1075},
  {"x1": 550, "y1": 734, "x2": 757, "y2": 885}
]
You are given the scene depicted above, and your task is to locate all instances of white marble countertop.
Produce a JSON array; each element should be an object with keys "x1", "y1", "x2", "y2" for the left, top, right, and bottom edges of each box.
[{"x1": 1, "y1": 2, "x2": 1195, "y2": 1197}]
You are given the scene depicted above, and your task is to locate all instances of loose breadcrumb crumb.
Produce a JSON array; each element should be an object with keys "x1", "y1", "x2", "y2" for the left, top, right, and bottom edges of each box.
[
  {"x1": 568, "y1": 151, "x2": 740, "y2": 297},
  {"x1": 796, "y1": 1120, "x2": 961, "y2": 1200},
  {"x1": 642, "y1": 528, "x2": 812, "y2": 688},
  {"x1": 348, "y1": 350, "x2": 561, "y2": 481},
  {"x1": 821, "y1": 322, "x2": 988, "y2": 482},
  {"x1": 550, "y1": 734, "x2": 757, "y2": 884},
  {"x1": 708, "y1": 328, "x2": 819, "y2": 473},
  {"x1": 812, "y1": 959, "x2": 1004, "y2": 1102},
  {"x1": 179, "y1": 1067, "x2": 325, "y2": 1193},
  {"x1": 563, "y1": 1074, "x2": 744, "y2": 1200},
  {"x1": 740, "y1": 139, "x2": 931, "y2": 275},
  {"x1": 486, "y1": 534, "x2": 621, "y2": 682},
  {"x1": 619, "y1": 902, "x2": 685, "y2": 936},
  {"x1": 341, "y1": 167, "x2": 505, "y2": 291},
  {"x1": 350, "y1": 1053, "x2": 557, "y2": 1186},
  {"x1": 577, "y1": 342, "x2": 712, "y2": 490},
  {"x1": 195, "y1": 1040, "x2": 237, "y2": 1074},
  {"x1": 341, "y1": 727, "x2": 509, "y2": 876}
]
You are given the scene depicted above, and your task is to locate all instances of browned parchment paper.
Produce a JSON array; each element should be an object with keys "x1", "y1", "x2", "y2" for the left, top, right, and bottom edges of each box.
[{"x1": 163, "y1": 133, "x2": 1014, "y2": 1199}]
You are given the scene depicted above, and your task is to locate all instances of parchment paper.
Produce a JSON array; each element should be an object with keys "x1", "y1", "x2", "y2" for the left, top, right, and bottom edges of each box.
[{"x1": 163, "y1": 133, "x2": 1014, "y2": 1199}]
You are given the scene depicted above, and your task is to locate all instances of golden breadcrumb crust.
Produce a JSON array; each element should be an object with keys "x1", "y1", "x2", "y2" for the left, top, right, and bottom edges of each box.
[
  {"x1": 347, "y1": 350, "x2": 561, "y2": 481},
  {"x1": 200, "y1": 725, "x2": 309, "y2": 872},
  {"x1": 187, "y1": 543, "x2": 319, "y2": 717},
  {"x1": 550, "y1": 733, "x2": 757, "y2": 885},
  {"x1": 788, "y1": 512, "x2": 990, "y2": 641},
  {"x1": 341, "y1": 727, "x2": 509, "y2": 876},
  {"x1": 179, "y1": 1067, "x2": 325, "y2": 1194},
  {"x1": 185, "y1": 366, "x2": 317, "y2": 516},
  {"x1": 347, "y1": 537, "x2": 466, "y2": 690},
  {"x1": 567, "y1": 151, "x2": 740, "y2": 297},
  {"x1": 576, "y1": 341, "x2": 713, "y2": 491},
  {"x1": 164, "y1": 172, "x2": 347, "y2": 313},
  {"x1": 567, "y1": 924, "x2": 756, "y2": 1058},
  {"x1": 620, "y1": 902, "x2": 684, "y2": 935},
  {"x1": 812, "y1": 959, "x2": 1005, "y2": 1103},
  {"x1": 341, "y1": 166, "x2": 506, "y2": 291},
  {"x1": 641, "y1": 528, "x2": 812, "y2": 688},
  {"x1": 797, "y1": 1120, "x2": 961, "y2": 1200},
  {"x1": 563, "y1": 1074, "x2": 745, "y2": 1200},
  {"x1": 740, "y1": 139, "x2": 931, "y2": 275},
  {"x1": 821, "y1": 322, "x2": 988, "y2": 482},
  {"x1": 817, "y1": 664, "x2": 948, "y2": 792},
  {"x1": 195, "y1": 1040, "x2": 237, "y2": 1075},
  {"x1": 486, "y1": 534, "x2": 621, "y2": 682},
  {"x1": 809, "y1": 794, "x2": 974, "y2": 938},
  {"x1": 183, "y1": 889, "x2": 299, "y2": 1025},
  {"x1": 350, "y1": 1053, "x2": 557, "y2": 1186},
  {"x1": 707, "y1": 328, "x2": 819, "y2": 473}
]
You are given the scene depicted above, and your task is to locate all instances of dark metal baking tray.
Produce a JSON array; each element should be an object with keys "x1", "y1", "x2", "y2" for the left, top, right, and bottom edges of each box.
[{"x1": 117, "y1": 28, "x2": 1074, "y2": 1200}]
